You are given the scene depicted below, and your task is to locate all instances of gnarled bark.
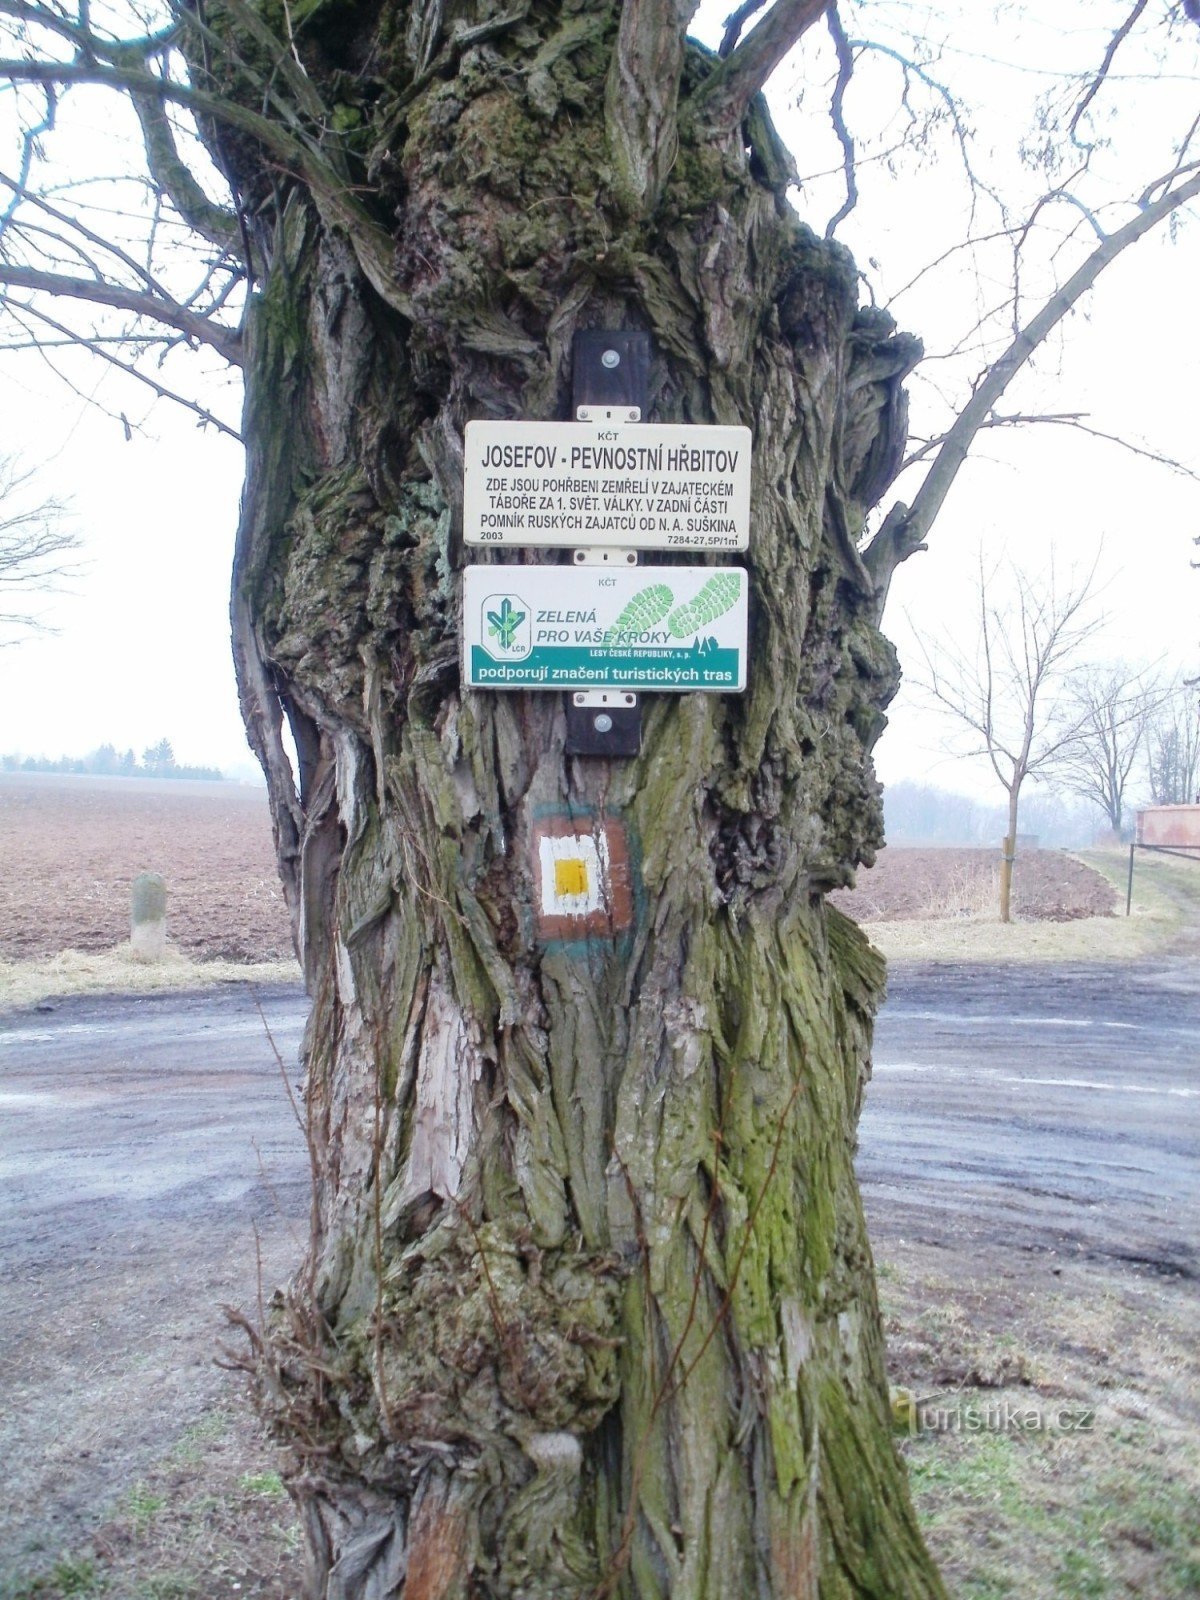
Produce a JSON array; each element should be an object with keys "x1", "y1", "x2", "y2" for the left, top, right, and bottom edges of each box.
[{"x1": 214, "y1": 4, "x2": 942, "y2": 1595}]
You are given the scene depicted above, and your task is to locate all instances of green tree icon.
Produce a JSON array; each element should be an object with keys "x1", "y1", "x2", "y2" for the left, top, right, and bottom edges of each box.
[{"x1": 486, "y1": 597, "x2": 525, "y2": 651}]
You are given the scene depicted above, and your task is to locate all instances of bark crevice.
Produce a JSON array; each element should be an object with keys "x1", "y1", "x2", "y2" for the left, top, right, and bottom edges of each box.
[{"x1": 211, "y1": 3, "x2": 945, "y2": 1595}]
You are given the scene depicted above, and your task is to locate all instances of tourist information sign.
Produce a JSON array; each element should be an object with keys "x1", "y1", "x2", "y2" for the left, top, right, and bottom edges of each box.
[
  {"x1": 463, "y1": 420, "x2": 751, "y2": 550},
  {"x1": 463, "y1": 565, "x2": 748, "y2": 693}
]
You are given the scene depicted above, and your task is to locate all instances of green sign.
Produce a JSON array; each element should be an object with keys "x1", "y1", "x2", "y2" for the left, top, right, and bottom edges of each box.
[{"x1": 462, "y1": 565, "x2": 747, "y2": 693}]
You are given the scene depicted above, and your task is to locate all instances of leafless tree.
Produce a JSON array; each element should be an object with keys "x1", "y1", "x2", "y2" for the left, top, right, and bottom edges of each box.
[
  {"x1": 0, "y1": 2, "x2": 1198, "y2": 1593},
  {"x1": 1146, "y1": 679, "x2": 1200, "y2": 804},
  {"x1": 914, "y1": 555, "x2": 1105, "y2": 920},
  {"x1": 1051, "y1": 662, "x2": 1167, "y2": 834},
  {"x1": 0, "y1": 453, "x2": 79, "y2": 641}
]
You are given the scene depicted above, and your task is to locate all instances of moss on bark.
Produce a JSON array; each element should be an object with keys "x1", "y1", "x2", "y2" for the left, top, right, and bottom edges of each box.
[{"x1": 207, "y1": 2, "x2": 943, "y2": 1594}]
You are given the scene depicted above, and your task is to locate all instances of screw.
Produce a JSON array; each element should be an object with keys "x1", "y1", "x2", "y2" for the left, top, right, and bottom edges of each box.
[
  {"x1": 601, "y1": 349, "x2": 620, "y2": 369},
  {"x1": 594, "y1": 712, "x2": 613, "y2": 733}
]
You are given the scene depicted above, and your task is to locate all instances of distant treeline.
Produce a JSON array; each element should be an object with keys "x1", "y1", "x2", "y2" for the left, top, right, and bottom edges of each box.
[
  {"x1": 1, "y1": 739, "x2": 224, "y2": 782},
  {"x1": 883, "y1": 780, "x2": 1106, "y2": 849}
]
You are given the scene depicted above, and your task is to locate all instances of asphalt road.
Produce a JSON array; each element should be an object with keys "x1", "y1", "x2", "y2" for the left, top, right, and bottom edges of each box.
[
  {"x1": 0, "y1": 959, "x2": 1194, "y2": 1285},
  {"x1": 0, "y1": 983, "x2": 310, "y2": 1259},
  {"x1": 861, "y1": 960, "x2": 1200, "y2": 1279},
  {"x1": 1, "y1": 963, "x2": 1196, "y2": 1562}
]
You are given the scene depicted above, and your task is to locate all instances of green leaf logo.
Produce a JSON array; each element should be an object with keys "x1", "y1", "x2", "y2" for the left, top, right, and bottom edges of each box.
[{"x1": 487, "y1": 596, "x2": 527, "y2": 651}]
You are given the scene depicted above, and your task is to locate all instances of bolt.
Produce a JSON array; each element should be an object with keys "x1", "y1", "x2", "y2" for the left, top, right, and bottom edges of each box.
[
  {"x1": 594, "y1": 712, "x2": 614, "y2": 733},
  {"x1": 601, "y1": 348, "x2": 620, "y2": 369}
]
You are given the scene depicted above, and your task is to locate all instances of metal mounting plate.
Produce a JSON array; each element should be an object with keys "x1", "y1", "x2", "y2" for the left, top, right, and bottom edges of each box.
[
  {"x1": 573, "y1": 547, "x2": 639, "y2": 567},
  {"x1": 564, "y1": 328, "x2": 651, "y2": 759},
  {"x1": 575, "y1": 405, "x2": 642, "y2": 423},
  {"x1": 565, "y1": 696, "x2": 642, "y2": 757},
  {"x1": 573, "y1": 691, "x2": 638, "y2": 709}
]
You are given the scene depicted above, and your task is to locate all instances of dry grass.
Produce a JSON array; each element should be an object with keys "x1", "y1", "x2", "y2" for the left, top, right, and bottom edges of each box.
[
  {"x1": 863, "y1": 848, "x2": 1196, "y2": 965},
  {"x1": 918, "y1": 860, "x2": 1001, "y2": 921},
  {"x1": 0, "y1": 1405, "x2": 302, "y2": 1600},
  {"x1": 876, "y1": 1239, "x2": 1200, "y2": 1600},
  {"x1": 0, "y1": 944, "x2": 301, "y2": 1014}
]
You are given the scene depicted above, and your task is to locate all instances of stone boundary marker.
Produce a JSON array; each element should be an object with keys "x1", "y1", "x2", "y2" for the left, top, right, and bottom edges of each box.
[{"x1": 131, "y1": 872, "x2": 167, "y2": 961}]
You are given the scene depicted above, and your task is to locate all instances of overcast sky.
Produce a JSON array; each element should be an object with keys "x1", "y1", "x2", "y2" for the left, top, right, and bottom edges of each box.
[{"x1": 0, "y1": 2, "x2": 1195, "y2": 798}]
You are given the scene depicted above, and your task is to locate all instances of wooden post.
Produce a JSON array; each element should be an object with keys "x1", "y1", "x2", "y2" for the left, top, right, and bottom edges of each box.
[{"x1": 1126, "y1": 841, "x2": 1135, "y2": 918}]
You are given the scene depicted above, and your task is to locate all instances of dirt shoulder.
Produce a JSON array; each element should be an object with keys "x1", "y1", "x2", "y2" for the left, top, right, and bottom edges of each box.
[
  {"x1": 0, "y1": 948, "x2": 301, "y2": 1013},
  {"x1": 863, "y1": 949, "x2": 1200, "y2": 1598},
  {"x1": 844, "y1": 847, "x2": 1199, "y2": 965},
  {"x1": 872, "y1": 1236, "x2": 1200, "y2": 1600}
]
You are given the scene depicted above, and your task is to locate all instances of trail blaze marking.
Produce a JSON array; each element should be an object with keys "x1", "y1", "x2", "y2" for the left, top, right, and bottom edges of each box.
[
  {"x1": 554, "y1": 857, "x2": 590, "y2": 897},
  {"x1": 532, "y1": 815, "x2": 634, "y2": 941}
]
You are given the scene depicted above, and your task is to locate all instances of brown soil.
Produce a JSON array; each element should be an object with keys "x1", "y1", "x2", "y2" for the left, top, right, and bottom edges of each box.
[
  {"x1": 0, "y1": 774, "x2": 293, "y2": 962},
  {"x1": 831, "y1": 845, "x2": 1118, "y2": 923},
  {"x1": 0, "y1": 781, "x2": 1116, "y2": 967}
]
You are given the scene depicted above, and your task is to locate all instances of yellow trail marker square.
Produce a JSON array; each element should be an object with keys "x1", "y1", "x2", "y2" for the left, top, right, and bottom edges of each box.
[{"x1": 554, "y1": 857, "x2": 590, "y2": 897}]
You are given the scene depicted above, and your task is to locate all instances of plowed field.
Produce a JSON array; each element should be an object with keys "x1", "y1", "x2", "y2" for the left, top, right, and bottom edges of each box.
[{"x1": 0, "y1": 773, "x2": 293, "y2": 961}]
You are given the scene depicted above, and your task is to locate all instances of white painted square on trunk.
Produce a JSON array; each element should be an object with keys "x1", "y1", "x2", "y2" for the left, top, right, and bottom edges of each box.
[{"x1": 538, "y1": 831, "x2": 611, "y2": 918}]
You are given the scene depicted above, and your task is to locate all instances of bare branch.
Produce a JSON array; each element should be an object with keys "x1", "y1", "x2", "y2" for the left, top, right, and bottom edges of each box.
[
  {"x1": 1068, "y1": 0, "x2": 1150, "y2": 151},
  {"x1": 0, "y1": 0, "x2": 100, "y2": 55},
  {"x1": 0, "y1": 452, "x2": 80, "y2": 639},
  {"x1": 0, "y1": 82, "x2": 55, "y2": 244},
  {"x1": 846, "y1": 36, "x2": 1005, "y2": 220},
  {"x1": 0, "y1": 263, "x2": 242, "y2": 362},
  {"x1": 719, "y1": 0, "x2": 769, "y2": 58},
  {"x1": 127, "y1": 83, "x2": 240, "y2": 250},
  {"x1": 902, "y1": 412, "x2": 1200, "y2": 480},
  {"x1": 0, "y1": 53, "x2": 412, "y2": 322},
  {"x1": 865, "y1": 164, "x2": 1200, "y2": 601},
  {"x1": 0, "y1": 165, "x2": 227, "y2": 306},
  {"x1": 11, "y1": 298, "x2": 242, "y2": 438},
  {"x1": 690, "y1": 0, "x2": 829, "y2": 134},
  {"x1": 884, "y1": 224, "x2": 1029, "y2": 311},
  {"x1": 605, "y1": 0, "x2": 696, "y2": 209},
  {"x1": 823, "y1": 3, "x2": 857, "y2": 237},
  {"x1": 719, "y1": 0, "x2": 768, "y2": 57},
  {"x1": 0, "y1": 0, "x2": 177, "y2": 54}
]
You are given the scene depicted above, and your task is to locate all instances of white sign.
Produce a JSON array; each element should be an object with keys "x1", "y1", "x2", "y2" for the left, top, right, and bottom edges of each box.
[
  {"x1": 463, "y1": 565, "x2": 748, "y2": 693},
  {"x1": 464, "y1": 420, "x2": 751, "y2": 550}
]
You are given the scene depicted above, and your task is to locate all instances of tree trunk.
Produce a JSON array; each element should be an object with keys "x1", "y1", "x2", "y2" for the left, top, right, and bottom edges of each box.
[
  {"x1": 999, "y1": 787, "x2": 1021, "y2": 924},
  {"x1": 212, "y1": 5, "x2": 944, "y2": 1595}
]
